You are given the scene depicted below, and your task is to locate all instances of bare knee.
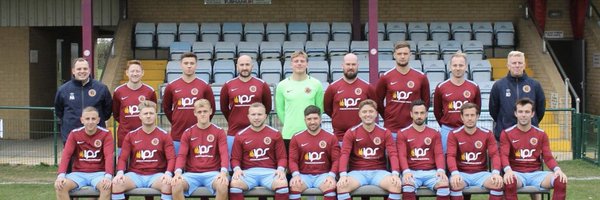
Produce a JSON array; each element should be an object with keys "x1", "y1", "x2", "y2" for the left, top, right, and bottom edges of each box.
[
  {"x1": 272, "y1": 179, "x2": 288, "y2": 189},
  {"x1": 230, "y1": 180, "x2": 247, "y2": 190}
]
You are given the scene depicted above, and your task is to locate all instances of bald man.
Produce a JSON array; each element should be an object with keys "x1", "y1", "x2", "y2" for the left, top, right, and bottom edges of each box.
[
  {"x1": 220, "y1": 55, "x2": 272, "y2": 159},
  {"x1": 324, "y1": 53, "x2": 375, "y2": 143}
]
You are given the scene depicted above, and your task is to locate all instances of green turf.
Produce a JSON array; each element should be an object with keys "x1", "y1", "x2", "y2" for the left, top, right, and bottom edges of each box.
[{"x1": 0, "y1": 160, "x2": 599, "y2": 199}]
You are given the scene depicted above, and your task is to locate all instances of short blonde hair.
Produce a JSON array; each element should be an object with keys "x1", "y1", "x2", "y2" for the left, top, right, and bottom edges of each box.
[
  {"x1": 290, "y1": 51, "x2": 308, "y2": 60},
  {"x1": 449, "y1": 51, "x2": 467, "y2": 65},
  {"x1": 358, "y1": 99, "x2": 377, "y2": 111},
  {"x1": 138, "y1": 100, "x2": 157, "y2": 111},
  {"x1": 193, "y1": 99, "x2": 212, "y2": 110},
  {"x1": 507, "y1": 51, "x2": 525, "y2": 60},
  {"x1": 81, "y1": 106, "x2": 99, "y2": 115}
]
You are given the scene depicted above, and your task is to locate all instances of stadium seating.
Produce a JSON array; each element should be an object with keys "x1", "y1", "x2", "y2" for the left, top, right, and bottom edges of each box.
[
  {"x1": 178, "y1": 22, "x2": 199, "y2": 43},
  {"x1": 494, "y1": 21, "x2": 515, "y2": 47},
  {"x1": 417, "y1": 40, "x2": 440, "y2": 61},
  {"x1": 406, "y1": 40, "x2": 417, "y2": 60},
  {"x1": 462, "y1": 40, "x2": 484, "y2": 61},
  {"x1": 288, "y1": 22, "x2": 309, "y2": 43},
  {"x1": 350, "y1": 41, "x2": 369, "y2": 60},
  {"x1": 328, "y1": 41, "x2": 350, "y2": 61},
  {"x1": 260, "y1": 41, "x2": 282, "y2": 60},
  {"x1": 357, "y1": 60, "x2": 370, "y2": 82},
  {"x1": 212, "y1": 60, "x2": 235, "y2": 84},
  {"x1": 440, "y1": 40, "x2": 462, "y2": 63},
  {"x1": 156, "y1": 23, "x2": 177, "y2": 49},
  {"x1": 266, "y1": 23, "x2": 287, "y2": 43},
  {"x1": 200, "y1": 23, "x2": 221, "y2": 45},
  {"x1": 331, "y1": 22, "x2": 352, "y2": 42},
  {"x1": 330, "y1": 60, "x2": 343, "y2": 80},
  {"x1": 282, "y1": 41, "x2": 305, "y2": 59},
  {"x1": 451, "y1": 22, "x2": 472, "y2": 43},
  {"x1": 244, "y1": 22, "x2": 265, "y2": 43},
  {"x1": 378, "y1": 60, "x2": 396, "y2": 76},
  {"x1": 408, "y1": 22, "x2": 428, "y2": 43},
  {"x1": 192, "y1": 42, "x2": 214, "y2": 60},
  {"x1": 473, "y1": 22, "x2": 494, "y2": 47},
  {"x1": 310, "y1": 22, "x2": 331, "y2": 42},
  {"x1": 135, "y1": 23, "x2": 155, "y2": 48},
  {"x1": 305, "y1": 41, "x2": 327, "y2": 60},
  {"x1": 222, "y1": 22, "x2": 243, "y2": 44},
  {"x1": 169, "y1": 42, "x2": 192, "y2": 60},
  {"x1": 378, "y1": 40, "x2": 395, "y2": 60},
  {"x1": 212, "y1": 85, "x2": 221, "y2": 111},
  {"x1": 409, "y1": 60, "x2": 423, "y2": 72},
  {"x1": 429, "y1": 22, "x2": 450, "y2": 42},
  {"x1": 259, "y1": 60, "x2": 283, "y2": 85},
  {"x1": 386, "y1": 22, "x2": 407, "y2": 42},
  {"x1": 364, "y1": 22, "x2": 386, "y2": 41},
  {"x1": 423, "y1": 60, "x2": 446, "y2": 83},
  {"x1": 196, "y1": 60, "x2": 212, "y2": 83},
  {"x1": 214, "y1": 42, "x2": 236, "y2": 60},
  {"x1": 237, "y1": 41, "x2": 259, "y2": 60},
  {"x1": 470, "y1": 60, "x2": 493, "y2": 82},
  {"x1": 308, "y1": 60, "x2": 330, "y2": 86}
]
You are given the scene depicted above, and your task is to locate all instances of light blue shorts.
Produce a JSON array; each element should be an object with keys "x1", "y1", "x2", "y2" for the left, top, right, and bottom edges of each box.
[
  {"x1": 227, "y1": 136, "x2": 235, "y2": 170},
  {"x1": 459, "y1": 171, "x2": 492, "y2": 188},
  {"x1": 348, "y1": 170, "x2": 391, "y2": 186},
  {"x1": 66, "y1": 171, "x2": 106, "y2": 190},
  {"x1": 440, "y1": 125, "x2": 456, "y2": 154},
  {"x1": 173, "y1": 141, "x2": 181, "y2": 155},
  {"x1": 182, "y1": 171, "x2": 223, "y2": 196},
  {"x1": 410, "y1": 170, "x2": 440, "y2": 190},
  {"x1": 298, "y1": 173, "x2": 331, "y2": 188},
  {"x1": 125, "y1": 172, "x2": 164, "y2": 188},
  {"x1": 240, "y1": 167, "x2": 278, "y2": 190},
  {"x1": 513, "y1": 171, "x2": 551, "y2": 190}
]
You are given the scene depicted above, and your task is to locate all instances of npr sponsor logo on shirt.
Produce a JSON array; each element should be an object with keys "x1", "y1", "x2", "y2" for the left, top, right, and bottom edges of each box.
[
  {"x1": 136, "y1": 150, "x2": 158, "y2": 162},
  {"x1": 79, "y1": 150, "x2": 101, "y2": 160},
  {"x1": 178, "y1": 97, "x2": 197, "y2": 107},
  {"x1": 411, "y1": 148, "x2": 430, "y2": 160},
  {"x1": 339, "y1": 98, "x2": 361, "y2": 109},
  {"x1": 358, "y1": 147, "x2": 379, "y2": 159},
  {"x1": 392, "y1": 91, "x2": 413, "y2": 102},
  {"x1": 461, "y1": 152, "x2": 482, "y2": 163},
  {"x1": 249, "y1": 148, "x2": 270, "y2": 161},
  {"x1": 194, "y1": 145, "x2": 213, "y2": 158},
  {"x1": 515, "y1": 149, "x2": 536, "y2": 161},
  {"x1": 234, "y1": 95, "x2": 255, "y2": 105},
  {"x1": 304, "y1": 152, "x2": 325, "y2": 164}
]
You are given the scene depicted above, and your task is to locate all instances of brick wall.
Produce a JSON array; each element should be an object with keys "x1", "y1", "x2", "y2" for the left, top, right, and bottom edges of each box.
[
  {"x1": 0, "y1": 27, "x2": 30, "y2": 139},
  {"x1": 585, "y1": 20, "x2": 600, "y2": 114}
]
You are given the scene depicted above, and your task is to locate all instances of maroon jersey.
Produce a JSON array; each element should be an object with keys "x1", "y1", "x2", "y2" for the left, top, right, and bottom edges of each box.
[
  {"x1": 447, "y1": 126, "x2": 500, "y2": 174},
  {"x1": 176, "y1": 123, "x2": 229, "y2": 173},
  {"x1": 500, "y1": 125, "x2": 559, "y2": 173},
  {"x1": 433, "y1": 80, "x2": 481, "y2": 127},
  {"x1": 117, "y1": 127, "x2": 176, "y2": 175},
  {"x1": 288, "y1": 129, "x2": 340, "y2": 175},
  {"x1": 220, "y1": 77, "x2": 272, "y2": 136},
  {"x1": 324, "y1": 78, "x2": 374, "y2": 141},
  {"x1": 375, "y1": 68, "x2": 430, "y2": 131},
  {"x1": 231, "y1": 126, "x2": 287, "y2": 170},
  {"x1": 162, "y1": 78, "x2": 215, "y2": 141},
  {"x1": 397, "y1": 125, "x2": 445, "y2": 171},
  {"x1": 112, "y1": 83, "x2": 157, "y2": 147},
  {"x1": 338, "y1": 124, "x2": 399, "y2": 172},
  {"x1": 58, "y1": 127, "x2": 114, "y2": 175}
]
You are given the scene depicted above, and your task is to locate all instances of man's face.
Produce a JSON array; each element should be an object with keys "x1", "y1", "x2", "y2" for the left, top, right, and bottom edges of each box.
[
  {"x1": 236, "y1": 56, "x2": 253, "y2": 78},
  {"x1": 410, "y1": 105, "x2": 427, "y2": 126},
  {"x1": 507, "y1": 56, "x2": 525, "y2": 77},
  {"x1": 291, "y1": 56, "x2": 308, "y2": 75},
  {"x1": 460, "y1": 107, "x2": 479, "y2": 129},
  {"x1": 450, "y1": 56, "x2": 467, "y2": 79},
  {"x1": 304, "y1": 113, "x2": 322, "y2": 132},
  {"x1": 72, "y1": 61, "x2": 91, "y2": 81},
  {"x1": 194, "y1": 105, "x2": 212, "y2": 125},
  {"x1": 80, "y1": 111, "x2": 99, "y2": 133},
  {"x1": 248, "y1": 106, "x2": 267, "y2": 128},
  {"x1": 514, "y1": 103, "x2": 534, "y2": 126},
  {"x1": 181, "y1": 57, "x2": 197, "y2": 76},
  {"x1": 393, "y1": 47, "x2": 411, "y2": 68},
  {"x1": 359, "y1": 104, "x2": 378, "y2": 125},
  {"x1": 139, "y1": 107, "x2": 157, "y2": 126},
  {"x1": 342, "y1": 55, "x2": 358, "y2": 80},
  {"x1": 126, "y1": 64, "x2": 144, "y2": 84}
]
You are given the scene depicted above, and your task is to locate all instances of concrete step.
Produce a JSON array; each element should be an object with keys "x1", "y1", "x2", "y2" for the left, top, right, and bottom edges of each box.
[
  {"x1": 488, "y1": 58, "x2": 534, "y2": 80},
  {"x1": 122, "y1": 69, "x2": 165, "y2": 81},
  {"x1": 550, "y1": 139, "x2": 571, "y2": 152},
  {"x1": 539, "y1": 123, "x2": 562, "y2": 139},
  {"x1": 139, "y1": 60, "x2": 167, "y2": 70},
  {"x1": 540, "y1": 112, "x2": 555, "y2": 124}
]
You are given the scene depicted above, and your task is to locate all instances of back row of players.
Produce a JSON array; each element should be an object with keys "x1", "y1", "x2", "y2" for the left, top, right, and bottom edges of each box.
[{"x1": 54, "y1": 41, "x2": 560, "y2": 200}]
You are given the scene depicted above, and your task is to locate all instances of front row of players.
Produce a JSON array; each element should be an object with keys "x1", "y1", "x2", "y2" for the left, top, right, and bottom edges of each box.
[{"x1": 55, "y1": 98, "x2": 568, "y2": 200}]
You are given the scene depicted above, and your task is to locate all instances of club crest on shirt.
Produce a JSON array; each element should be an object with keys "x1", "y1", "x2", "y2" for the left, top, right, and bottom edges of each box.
[
  {"x1": 207, "y1": 134, "x2": 215, "y2": 142},
  {"x1": 463, "y1": 90, "x2": 471, "y2": 98},
  {"x1": 94, "y1": 139, "x2": 102, "y2": 148},
  {"x1": 249, "y1": 85, "x2": 257, "y2": 93},
  {"x1": 138, "y1": 95, "x2": 146, "y2": 102},
  {"x1": 474, "y1": 140, "x2": 483, "y2": 149},
  {"x1": 530, "y1": 137, "x2": 538, "y2": 145},
  {"x1": 191, "y1": 88, "x2": 199, "y2": 95},
  {"x1": 264, "y1": 137, "x2": 272, "y2": 145},
  {"x1": 305, "y1": 87, "x2": 312, "y2": 94},
  {"x1": 373, "y1": 137, "x2": 382, "y2": 145},
  {"x1": 319, "y1": 140, "x2": 327, "y2": 148},
  {"x1": 523, "y1": 85, "x2": 531, "y2": 93},
  {"x1": 424, "y1": 137, "x2": 432, "y2": 145},
  {"x1": 151, "y1": 138, "x2": 159, "y2": 146},
  {"x1": 355, "y1": 88, "x2": 362, "y2": 95},
  {"x1": 407, "y1": 81, "x2": 415, "y2": 88},
  {"x1": 88, "y1": 89, "x2": 97, "y2": 97}
]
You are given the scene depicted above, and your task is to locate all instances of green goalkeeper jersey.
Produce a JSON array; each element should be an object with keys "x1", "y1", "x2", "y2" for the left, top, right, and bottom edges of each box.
[{"x1": 275, "y1": 76, "x2": 324, "y2": 139}]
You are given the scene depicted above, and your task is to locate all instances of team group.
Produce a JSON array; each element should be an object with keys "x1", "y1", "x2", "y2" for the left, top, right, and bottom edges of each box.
[{"x1": 52, "y1": 41, "x2": 567, "y2": 200}]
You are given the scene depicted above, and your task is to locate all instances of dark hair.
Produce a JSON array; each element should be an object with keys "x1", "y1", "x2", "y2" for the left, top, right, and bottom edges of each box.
[
  {"x1": 515, "y1": 98, "x2": 535, "y2": 112},
  {"x1": 304, "y1": 105, "x2": 321, "y2": 117},
  {"x1": 180, "y1": 52, "x2": 197, "y2": 60},
  {"x1": 410, "y1": 99, "x2": 427, "y2": 111},
  {"x1": 460, "y1": 102, "x2": 479, "y2": 115},
  {"x1": 71, "y1": 57, "x2": 88, "y2": 68}
]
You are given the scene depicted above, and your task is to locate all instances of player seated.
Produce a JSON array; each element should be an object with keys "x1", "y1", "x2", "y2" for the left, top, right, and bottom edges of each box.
[
  {"x1": 501, "y1": 98, "x2": 567, "y2": 200},
  {"x1": 336, "y1": 99, "x2": 402, "y2": 200},
  {"x1": 397, "y1": 99, "x2": 449, "y2": 200},
  {"x1": 171, "y1": 99, "x2": 229, "y2": 200},
  {"x1": 446, "y1": 103, "x2": 503, "y2": 200},
  {"x1": 54, "y1": 107, "x2": 114, "y2": 200},
  {"x1": 112, "y1": 100, "x2": 176, "y2": 200},
  {"x1": 289, "y1": 105, "x2": 340, "y2": 200},
  {"x1": 229, "y1": 102, "x2": 289, "y2": 200}
]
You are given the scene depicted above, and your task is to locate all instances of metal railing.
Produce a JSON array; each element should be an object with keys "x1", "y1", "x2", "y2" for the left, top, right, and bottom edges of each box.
[{"x1": 573, "y1": 113, "x2": 600, "y2": 165}]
